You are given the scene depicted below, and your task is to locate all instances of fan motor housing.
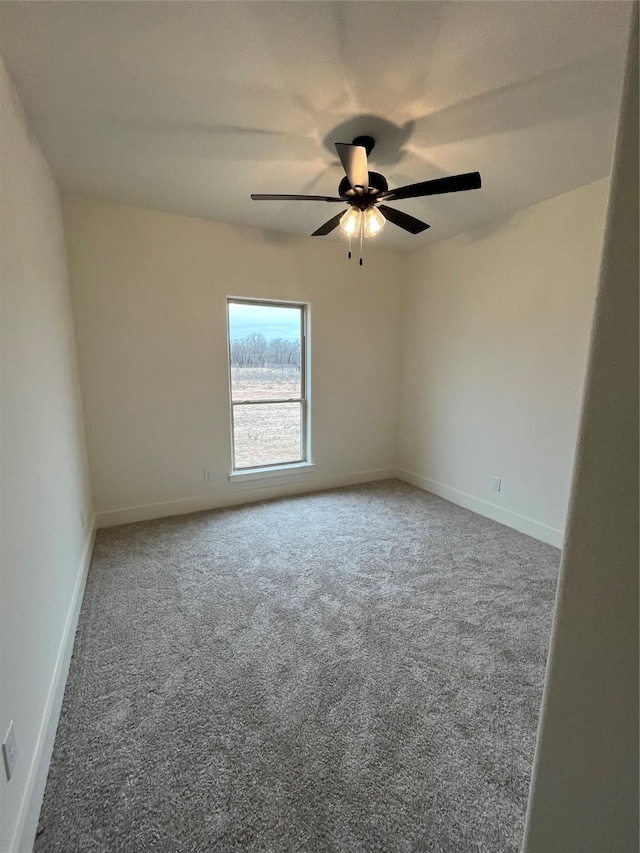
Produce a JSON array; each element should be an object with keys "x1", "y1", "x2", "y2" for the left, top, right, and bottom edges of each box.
[{"x1": 339, "y1": 171, "x2": 388, "y2": 207}]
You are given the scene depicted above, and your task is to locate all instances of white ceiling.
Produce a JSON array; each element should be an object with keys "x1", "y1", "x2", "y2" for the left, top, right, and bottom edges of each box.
[{"x1": 0, "y1": 1, "x2": 631, "y2": 251}]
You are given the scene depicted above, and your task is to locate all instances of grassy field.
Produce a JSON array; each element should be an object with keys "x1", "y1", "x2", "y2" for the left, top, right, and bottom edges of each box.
[{"x1": 231, "y1": 367, "x2": 302, "y2": 468}]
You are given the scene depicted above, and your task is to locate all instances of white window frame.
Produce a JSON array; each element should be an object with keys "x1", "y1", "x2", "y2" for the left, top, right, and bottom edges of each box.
[{"x1": 226, "y1": 297, "x2": 313, "y2": 482}]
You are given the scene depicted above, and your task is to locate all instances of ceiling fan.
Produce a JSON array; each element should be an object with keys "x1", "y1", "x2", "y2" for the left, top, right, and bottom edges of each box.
[{"x1": 251, "y1": 136, "x2": 481, "y2": 263}]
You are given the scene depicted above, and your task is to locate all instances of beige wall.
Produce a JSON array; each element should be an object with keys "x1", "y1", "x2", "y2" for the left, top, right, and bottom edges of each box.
[
  {"x1": 523, "y1": 11, "x2": 638, "y2": 851},
  {"x1": 63, "y1": 177, "x2": 610, "y2": 541},
  {"x1": 62, "y1": 196, "x2": 405, "y2": 526},
  {"x1": 397, "y1": 179, "x2": 609, "y2": 546},
  {"x1": 0, "y1": 61, "x2": 94, "y2": 853}
]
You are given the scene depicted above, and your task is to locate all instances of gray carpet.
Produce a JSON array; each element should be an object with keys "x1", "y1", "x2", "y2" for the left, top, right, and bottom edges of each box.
[{"x1": 35, "y1": 480, "x2": 559, "y2": 853}]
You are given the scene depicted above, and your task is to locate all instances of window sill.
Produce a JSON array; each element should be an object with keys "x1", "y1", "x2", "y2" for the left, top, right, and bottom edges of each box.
[{"x1": 228, "y1": 462, "x2": 315, "y2": 484}]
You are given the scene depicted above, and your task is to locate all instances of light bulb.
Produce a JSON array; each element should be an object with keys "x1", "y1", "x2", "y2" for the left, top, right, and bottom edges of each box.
[
  {"x1": 340, "y1": 207, "x2": 362, "y2": 237},
  {"x1": 364, "y1": 205, "x2": 385, "y2": 237}
]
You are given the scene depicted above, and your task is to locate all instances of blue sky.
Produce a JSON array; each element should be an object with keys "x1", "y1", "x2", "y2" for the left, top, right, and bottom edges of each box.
[{"x1": 228, "y1": 302, "x2": 301, "y2": 342}]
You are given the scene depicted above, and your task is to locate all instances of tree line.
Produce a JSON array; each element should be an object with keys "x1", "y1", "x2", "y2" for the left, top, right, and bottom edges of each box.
[{"x1": 230, "y1": 333, "x2": 301, "y2": 368}]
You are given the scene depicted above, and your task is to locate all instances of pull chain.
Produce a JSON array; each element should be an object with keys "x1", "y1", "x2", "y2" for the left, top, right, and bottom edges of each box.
[
  {"x1": 348, "y1": 234, "x2": 352, "y2": 259},
  {"x1": 359, "y1": 221, "x2": 364, "y2": 266}
]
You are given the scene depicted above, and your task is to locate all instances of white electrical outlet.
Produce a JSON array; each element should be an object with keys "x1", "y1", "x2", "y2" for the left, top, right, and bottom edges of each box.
[
  {"x1": 492, "y1": 477, "x2": 502, "y2": 492},
  {"x1": 203, "y1": 470, "x2": 213, "y2": 482},
  {"x1": 3, "y1": 721, "x2": 17, "y2": 781},
  {"x1": 80, "y1": 510, "x2": 86, "y2": 529}
]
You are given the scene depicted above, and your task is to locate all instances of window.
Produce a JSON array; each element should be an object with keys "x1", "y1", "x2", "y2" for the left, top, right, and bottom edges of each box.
[{"x1": 227, "y1": 298, "x2": 309, "y2": 473}]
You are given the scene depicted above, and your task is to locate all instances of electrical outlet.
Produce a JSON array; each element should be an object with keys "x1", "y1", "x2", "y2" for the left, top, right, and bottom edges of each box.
[
  {"x1": 203, "y1": 470, "x2": 213, "y2": 482},
  {"x1": 80, "y1": 510, "x2": 86, "y2": 529},
  {"x1": 3, "y1": 721, "x2": 17, "y2": 781},
  {"x1": 492, "y1": 477, "x2": 502, "y2": 492}
]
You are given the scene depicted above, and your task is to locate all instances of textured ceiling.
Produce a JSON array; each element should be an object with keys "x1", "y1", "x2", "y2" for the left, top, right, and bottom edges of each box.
[{"x1": 0, "y1": 1, "x2": 631, "y2": 251}]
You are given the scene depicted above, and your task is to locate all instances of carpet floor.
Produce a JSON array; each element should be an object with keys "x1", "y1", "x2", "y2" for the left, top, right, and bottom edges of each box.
[{"x1": 35, "y1": 480, "x2": 559, "y2": 853}]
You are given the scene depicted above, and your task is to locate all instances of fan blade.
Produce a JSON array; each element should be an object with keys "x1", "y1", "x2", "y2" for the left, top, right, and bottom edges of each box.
[
  {"x1": 311, "y1": 211, "x2": 345, "y2": 237},
  {"x1": 335, "y1": 143, "x2": 369, "y2": 191},
  {"x1": 251, "y1": 193, "x2": 344, "y2": 201},
  {"x1": 381, "y1": 171, "x2": 481, "y2": 201},
  {"x1": 378, "y1": 205, "x2": 430, "y2": 234}
]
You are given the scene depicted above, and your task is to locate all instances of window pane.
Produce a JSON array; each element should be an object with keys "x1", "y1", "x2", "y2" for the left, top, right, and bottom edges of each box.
[
  {"x1": 230, "y1": 365, "x2": 302, "y2": 401},
  {"x1": 233, "y1": 403, "x2": 302, "y2": 469},
  {"x1": 229, "y1": 302, "x2": 301, "y2": 401}
]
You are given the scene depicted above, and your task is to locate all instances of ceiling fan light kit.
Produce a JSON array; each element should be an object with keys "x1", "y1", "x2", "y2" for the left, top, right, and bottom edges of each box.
[
  {"x1": 340, "y1": 206, "x2": 362, "y2": 237},
  {"x1": 251, "y1": 135, "x2": 481, "y2": 264},
  {"x1": 363, "y1": 205, "x2": 386, "y2": 237},
  {"x1": 338, "y1": 205, "x2": 385, "y2": 237}
]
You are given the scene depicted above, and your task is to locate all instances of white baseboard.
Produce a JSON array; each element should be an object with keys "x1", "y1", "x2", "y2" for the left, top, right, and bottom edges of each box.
[
  {"x1": 397, "y1": 469, "x2": 564, "y2": 548},
  {"x1": 96, "y1": 468, "x2": 397, "y2": 528},
  {"x1": 11, "y1": 517, "x2": 97, "y2": 853}
]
